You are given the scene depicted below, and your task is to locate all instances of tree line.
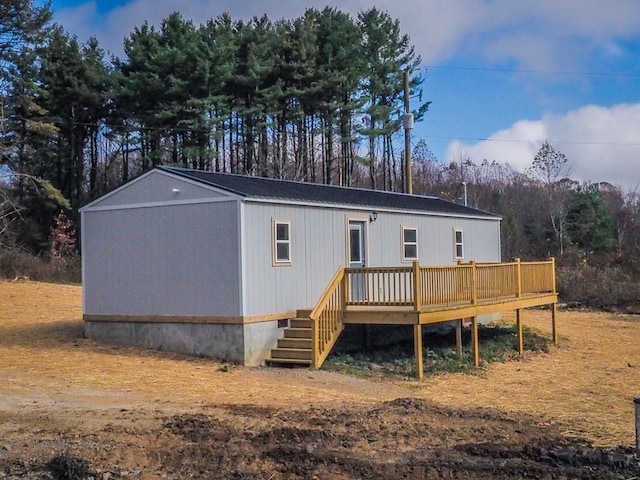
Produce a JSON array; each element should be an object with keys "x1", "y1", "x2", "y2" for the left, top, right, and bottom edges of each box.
[
  {"x1": 4, "y1": 3, "x2": 428, "y2": 205},
  {"x1": 1, "y1": 0, "x2": 639, "y2": 281}
]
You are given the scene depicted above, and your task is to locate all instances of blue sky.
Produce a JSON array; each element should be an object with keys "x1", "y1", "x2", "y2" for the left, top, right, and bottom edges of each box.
[{"x1": 42, "y1": 0, "x2": 640, "y2": 193}]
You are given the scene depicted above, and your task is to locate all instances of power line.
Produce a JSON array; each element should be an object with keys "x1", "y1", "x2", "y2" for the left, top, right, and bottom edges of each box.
[
  {"x1": 422, "y1": 134, "x2": 640, "y2": 147},
  {"x1": 425, "y1": 64, "x2": 640, "y2": 78}
]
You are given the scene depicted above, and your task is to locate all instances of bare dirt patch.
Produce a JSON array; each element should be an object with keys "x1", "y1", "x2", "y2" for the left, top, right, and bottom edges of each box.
[{"x1": 0, "y1": 281, "x2": 639, "y2": 479}]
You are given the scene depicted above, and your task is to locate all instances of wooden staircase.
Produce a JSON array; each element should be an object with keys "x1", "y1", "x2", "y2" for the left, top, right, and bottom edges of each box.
[{"x1": 265, "y1": 317, "x2": 313, "y2": 367}]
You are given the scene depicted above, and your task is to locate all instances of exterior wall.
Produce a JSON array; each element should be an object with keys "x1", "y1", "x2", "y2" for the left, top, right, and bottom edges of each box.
[
  {"x1": 241, "y1": 201, "x2": 501, "y2": 316},
  {"x1": 82, "y1": 199, "x2": 242, "y2": 317},
  {"x1": 369, "y1": 212, "x2": 501, "y2": 266},
  {"x1": 241, "y1": 203, "x2": 347, "y2": 315},
  {"x1": 85, "y1": 321, "x2": 245, "y2": 363},
  {"x1": 89, "y1": 170, "x2": 227, "y2": 208}
]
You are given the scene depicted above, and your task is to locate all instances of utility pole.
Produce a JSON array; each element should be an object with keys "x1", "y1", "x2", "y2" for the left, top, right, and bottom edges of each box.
[{"x1": 403, "y1": 70, "x2": 414, "y2": 194}]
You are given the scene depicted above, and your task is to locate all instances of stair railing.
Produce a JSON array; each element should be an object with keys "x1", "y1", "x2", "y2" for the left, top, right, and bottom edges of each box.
[{"x1": 309, "y1": 267, "x2": 346, "y2": 368}]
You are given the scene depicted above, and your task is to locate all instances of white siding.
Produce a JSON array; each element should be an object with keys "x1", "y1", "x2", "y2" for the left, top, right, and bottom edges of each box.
[{"x1": 83, "y1": 200, "x2": 241, "y2": 316}]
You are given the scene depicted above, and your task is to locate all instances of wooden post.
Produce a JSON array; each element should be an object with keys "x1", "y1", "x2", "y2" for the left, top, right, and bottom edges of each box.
[
  {"x1": 413, "y1": 260, "x2": 422, "y2": 311},
  {"x1": 471, "y1": 316, "x2": 479, "y2": 367},
  {"x1": 516, "y1": 309, "x2": 523, "y2": 355},
  {"x1": 455, "y1": 319, "x2": 463, "y2": 357},
  {"x1": 550, "y1": 257, "x2": 557, "y2": 293},
  {"x1": 551, "y1": 302, "x2": 558, "y2": 345},
  {"x1": 311, "y1": 318, "x2": 319, "y2": 369},
  {"x1": 341, "y1": 269, "x2": 348, "y2": 308},
  {"x1": 414, "y1": 324, "x2": 424, "y2": 380},
  {"x1": 515, "y1": 257, "x2": 522, "y2": 298},
  {"x1": 470, "y1": 261, "x2": 477, "y2": 305}
]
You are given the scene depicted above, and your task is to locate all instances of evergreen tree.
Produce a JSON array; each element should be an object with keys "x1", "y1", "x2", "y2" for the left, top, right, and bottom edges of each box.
[
  {"x1": 565, "y1": 183, "x2": 616, "y2": 259},
  {"x1": 1, "y1": 0, "x2": 52, "y2": 169},
  {"x1": 358, "y1": 7, "x2": 429, "y2": 190}
]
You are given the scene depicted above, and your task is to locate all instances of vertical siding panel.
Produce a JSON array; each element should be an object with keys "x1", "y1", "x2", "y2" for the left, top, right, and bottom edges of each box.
[{"x1": 83, "y1": 200, "x2": 241, "y2": 317}]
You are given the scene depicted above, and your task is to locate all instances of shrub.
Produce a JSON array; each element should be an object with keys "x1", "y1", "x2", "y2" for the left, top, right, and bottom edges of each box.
[
  {"x1": 556, "y1": 265, "x2": 640, "y2": 310},
  {"x1": 0, "y1": 248, "x2": 81, "y2": 284}
]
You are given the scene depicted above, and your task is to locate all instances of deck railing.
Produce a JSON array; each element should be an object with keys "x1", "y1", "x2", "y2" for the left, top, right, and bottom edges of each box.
[
  {"x1": 310, "y1": 259, "x2": 556, "y2": 368},
  {"x1": 345, "y1": 266, "x2": 414, "y2": 306},
  {"x1": 309, "y1": 266, "x2": 347, "y2": 368},
  {"x1": 344, "y1": 258, "x2": 556, "y2": 309}
]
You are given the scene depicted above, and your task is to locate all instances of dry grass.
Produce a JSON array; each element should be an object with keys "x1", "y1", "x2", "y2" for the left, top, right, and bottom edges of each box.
[{"x1": 1, "y1": 280, "x2": 638, "y2": 448}]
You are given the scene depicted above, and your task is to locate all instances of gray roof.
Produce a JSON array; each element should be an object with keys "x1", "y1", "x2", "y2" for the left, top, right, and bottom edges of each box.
[{"x1": 160, "y1": 166, "x2": 500, "y2": 219}]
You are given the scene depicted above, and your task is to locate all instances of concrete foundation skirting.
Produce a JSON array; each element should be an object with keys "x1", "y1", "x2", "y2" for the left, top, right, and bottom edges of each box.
[
  {"x1": 85, "y1": 321, "x2": 246, "y2": 364},
  {"x1": 84, "y1": 315, "x2": 292, "y2": 366}
]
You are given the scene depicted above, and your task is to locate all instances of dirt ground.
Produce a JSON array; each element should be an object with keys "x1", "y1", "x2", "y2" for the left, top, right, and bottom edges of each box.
[{"x1": 0, "y1": 281, "x2": 639, "y2": 479}]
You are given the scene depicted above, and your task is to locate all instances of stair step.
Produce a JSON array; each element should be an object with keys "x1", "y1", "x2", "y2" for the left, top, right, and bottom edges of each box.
[
  {"x1": 296, "y1": 309, "x2": 313, "y2": 318},
  {"x1": 290, "y1": 317, "x2": 312, "y2": 328},
  {"x1": 284, "y1": 327, "x2": 312, "y2": 339},
  {"x1": 278, "y1": 338, "x2": 312, "y2": 349},
  {"x1": 270, "y1": 348, "x2": 312, "y2": 360},
  {"x1": 265, "y1": 357, "x2": 312, "y2": 367}
]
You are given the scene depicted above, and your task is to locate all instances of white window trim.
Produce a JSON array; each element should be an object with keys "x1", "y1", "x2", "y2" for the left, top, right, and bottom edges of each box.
[
  {"x1": 401, "y1": 226, "x2": 419, "y2": 262},
  {"x1": 454, "y1": 228, "x2": 464, "y2": 260},
  {"x1": 272, "y1": 219, "x2": 292, "y2": 266}
]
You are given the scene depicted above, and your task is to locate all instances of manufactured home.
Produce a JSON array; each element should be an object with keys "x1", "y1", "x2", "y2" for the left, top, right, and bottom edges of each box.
[{"x1": 81, "y1": 166, "x2": 508, "y2": 367}]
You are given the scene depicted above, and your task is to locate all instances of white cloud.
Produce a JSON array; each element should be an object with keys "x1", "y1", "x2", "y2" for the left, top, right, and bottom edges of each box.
[
  {"x1": 50, "y1": 0, "x2": 640, "y2": 66},
  {"x1": 446, "y1": 103, "x2": 640, "y2": 192}
]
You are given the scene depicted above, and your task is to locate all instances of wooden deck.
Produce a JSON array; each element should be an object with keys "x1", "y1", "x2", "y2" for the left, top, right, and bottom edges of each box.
[{"x1": 268, "y1": 259, "x2": 558, "y2": 379}]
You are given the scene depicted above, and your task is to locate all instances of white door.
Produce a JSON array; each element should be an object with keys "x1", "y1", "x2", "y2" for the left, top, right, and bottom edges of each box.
[
  {"x1": 348, "y1": 221, "x2": 367, "y2": 301},
  {"x1": 348, "y1": 221, "x2": 366, "y2": 268}
]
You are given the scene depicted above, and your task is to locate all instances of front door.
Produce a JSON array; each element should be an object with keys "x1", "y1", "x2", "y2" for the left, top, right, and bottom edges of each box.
[{"x1": 348, "y1": 221, "x2": 367, "y2": 301}]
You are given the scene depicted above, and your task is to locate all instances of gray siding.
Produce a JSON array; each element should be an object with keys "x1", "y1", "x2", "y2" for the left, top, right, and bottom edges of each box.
[
  {"x1": 369, "y1": 213, "x2": 501, "y2": 265},
  {"x1": 241, "y1": 202, "x2": 501, "y2": 316},
  {"x1": 87, "y1": 170, "x2": 228, "y2": 208},
  {"x1": 83, "y1": 200, "x2": 241, "y2": 316},
  {"x1": 241, "y1": 203, "x2": 344, "y2": 315}
]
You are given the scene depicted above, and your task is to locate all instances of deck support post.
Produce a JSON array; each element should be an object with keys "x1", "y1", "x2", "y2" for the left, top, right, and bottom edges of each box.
[
  {"x1": 516, "y1": 309, "x2": 523, "y2": 355},
  {"x1": 414, "y1": 324, "x2": 424, "y2": 380},
  {"x1": 455, "y1": 319, "x2": 463, "y2": 357},
  {"x1": 551, "y1": 302, "x2": 558, "y2": 345},
  {"x1": 471, "y1": 316, "x2": 479, "y2": 367}
]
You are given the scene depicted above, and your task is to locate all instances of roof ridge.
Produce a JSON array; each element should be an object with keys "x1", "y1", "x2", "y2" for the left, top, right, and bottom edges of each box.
[
  {"x1": 156, "y1": 166, "x2": 500, "y2": 219},
  {"x1": 161, "y1": 166, "x2": 440, "y2": 200}
]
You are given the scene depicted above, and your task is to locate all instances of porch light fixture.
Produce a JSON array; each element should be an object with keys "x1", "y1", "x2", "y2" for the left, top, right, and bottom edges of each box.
[
  {"x1": 172, "y1": 188, "x2": 180, "y2": 194},
  {"x1": 370, "y1": 211, "x2": 378, "y2": 222}
]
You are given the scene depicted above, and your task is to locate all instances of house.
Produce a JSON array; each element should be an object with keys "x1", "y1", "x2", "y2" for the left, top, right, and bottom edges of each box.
[{"x1": 81, "y1": 166, "x2": 503, "y2": 366}]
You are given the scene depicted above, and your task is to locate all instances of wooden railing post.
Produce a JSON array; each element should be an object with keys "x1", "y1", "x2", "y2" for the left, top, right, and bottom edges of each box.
[
  {"x1": 515, "y1": 257, "x2": 522, "y2": 298},
  {"x1": 341, "y1": 272, "x2": 348, "y2": 309},
  {"x1": 312, "y1": 318, "x2": 319, "y2": 368},
  {"x1": 550, "y1": 257, "x2": 557, "y2": 293},
  {"x1": 413, "y1": 260, "x2": 422, "y2": 311},
  {"x1": 470, "y1": 261, "x2": 477, "y2": 305}
]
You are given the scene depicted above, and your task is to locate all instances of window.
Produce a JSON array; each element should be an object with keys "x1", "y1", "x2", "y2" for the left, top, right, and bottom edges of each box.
[
  {"x1": 272, "y1": 220, "x2": 291, "y2": 265},
  {"x1": 454, "y1": 229, "x2": 464, "y2": 260},
  {"x1": 402, "y1": 227, "x2": 418, "y2": 261}
]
